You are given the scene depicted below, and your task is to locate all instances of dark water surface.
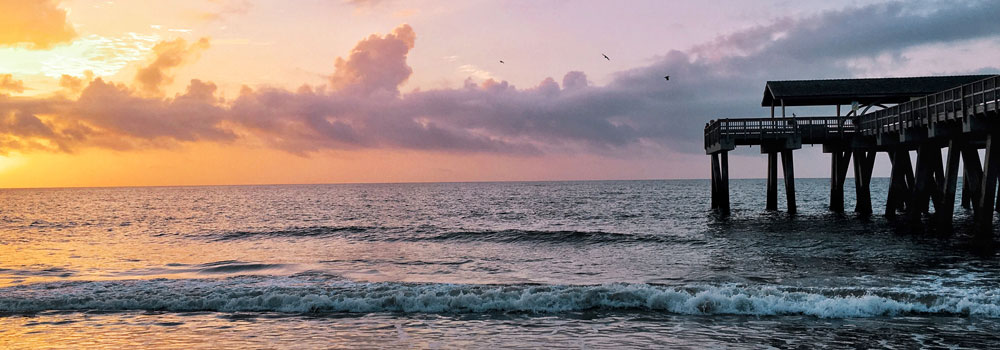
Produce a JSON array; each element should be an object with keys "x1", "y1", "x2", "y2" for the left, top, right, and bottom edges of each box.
[{"x1": 1, "y1": 179, "x2": 999, "y2": 348}]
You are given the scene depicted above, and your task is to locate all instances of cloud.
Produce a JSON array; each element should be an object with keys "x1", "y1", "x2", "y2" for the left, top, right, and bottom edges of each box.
[
  {"x1": 241, "y1": 1, "x2": 1000, "y2": 155},
  {"x1": 1, "y1": 2, "x2": 999, "y2": 159},
  {"x1": 457, "y1": 64, "x2": 496, "y2": 81},
  {"x1": 0, "y1": 37, "x2": 224, "y2": 154},
  {"x1": 0, "y1": 0, "x2": 76, "y2": 49},
  {"x1": 135, "y1": 37, "x2": 211, "y2": 96},
  {"x1": 0, "y1": 77, "x2": 234, "y2": 154},
  {"x1": 344, "y1": 0, "x2": 393, "y2": 9},
  {"x1": 201, "y1": 0, "x2": 252, "y2": 22},
  {"x1": 0, "y1": 74, "x2": 25, "y2": 93},
  {"x1": 72, "y1": 78, "x2": 232, "y2": 143},
  {"x1": 59, "y1": 71, "x2": 94, "y2": 94},
  {"x1": 329, "y1": 24, "x2": 415, "y2": 97}
]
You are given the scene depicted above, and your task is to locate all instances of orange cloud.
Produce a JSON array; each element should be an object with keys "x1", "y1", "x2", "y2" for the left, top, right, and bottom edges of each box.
[
  {"x1": 0, "y1": 74, "x2": 25, "y2": 93},
  {"x1": 59, "y1": 71, "x2": 94, "y2": 94},
  {"x1": 0, "y1": 24, "x2": 630, "y2": 157},
  {"x1": 0, "y1": 0, "x2": 76, "y2": 49},
  {"x1": 0, "y1": 77, "x2": 234, "y2": 154},
  {"x1": 7, "y1": 3, "x2": 997, "y2": 162},
  {"x1": 329, "y1": 24, "x2": 415, "y2": 96},
  {"x1": 135, "y1": 37, "x2": 211, "y2": 96}
]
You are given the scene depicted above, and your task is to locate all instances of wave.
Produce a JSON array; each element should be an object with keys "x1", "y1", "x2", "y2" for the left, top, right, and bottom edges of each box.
[
  {"x1": 213, "y1": 226, "x2": 376, "y2": 241},
  {"x1": 1, "y1": 277, "x2": 998, "y2": 318},
  {"x1": 106, "y1": 261, "x2": 299, "y2": 277},
  {"x1": 211, "y1": 226, "x2": 682, "y2": 245},
  {"x1": 425, "y1": 229, "x2": 673, "y2": 244}
]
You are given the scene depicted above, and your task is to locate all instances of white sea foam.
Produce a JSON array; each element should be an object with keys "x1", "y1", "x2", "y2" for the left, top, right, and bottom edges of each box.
[{"x1": 1, "y1": 278, "x2": 998, "y2": 318}]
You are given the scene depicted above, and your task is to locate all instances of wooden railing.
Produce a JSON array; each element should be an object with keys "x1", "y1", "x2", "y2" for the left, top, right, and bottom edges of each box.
[
  {"x1": 859, "y1": 75, "x2": 1000, "y2": 136},
  {"x1": 704, "y1": 75, "x2": 1000, "y2": 151},
  {"x1": 704, "y1": 116, "x2": 854, "y2": 148}
]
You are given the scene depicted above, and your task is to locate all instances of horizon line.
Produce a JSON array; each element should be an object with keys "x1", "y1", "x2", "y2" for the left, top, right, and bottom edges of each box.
[{"x1": 0, "y1": 176, "x2": 909, "y2": 190}]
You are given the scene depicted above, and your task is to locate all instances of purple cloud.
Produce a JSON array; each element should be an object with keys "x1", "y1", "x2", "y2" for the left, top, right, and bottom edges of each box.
[{"x1": 0, "y1": 1, "x2": 998, "y2": 158}]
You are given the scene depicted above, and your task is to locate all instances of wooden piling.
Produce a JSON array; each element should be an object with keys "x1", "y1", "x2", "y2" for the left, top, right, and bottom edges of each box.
[
  {"x1": 996, "y1": 184, "x2": 1000, "y2": 213},
  {"x1": 781, "y1": 150, "x2": 796, "y2": 214},
  {"x1": 930, "y1": 148, "x2": 946, "y2": 212},
  {"x1": 719, "y1": 151, "x2": 730, "y2": 216},
  {"x1": 711, "y1": 153, "x2": 718, "y2": 210},
  {"x1": 830, "y1": 151, "x2": 851, "y2": 212},
  {"x1": 853, "y1": 151, "x2": 874, "y2": 215},
  {"x1": 938, "y1": 140, "x2": 962, "y2": 227},
  {"x1": 962, "y1": 168, "x2": 971, "y2": 210},
  {"x1": 910, "y1": 145, "x2": 943, "y2": 221},
  {"x1": 962, "y1": 147, "x2": 984, "y2": 216},
  {"x1": 886, "y1": 151, "x2": 909, "y2": 216},
  {"x1": 976, "y1": 133, "x2": 1000, "y2": 238},
  {"x1": 710, "y1": 152, "x2": 730, "y2": 216},
  {"x1": 767, "y1": 152, "x2": 778, "y2": 211}
]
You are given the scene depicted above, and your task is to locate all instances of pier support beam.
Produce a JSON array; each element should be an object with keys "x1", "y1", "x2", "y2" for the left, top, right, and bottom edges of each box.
[
  {"x1": 962, "y1": 168, "x2": 972, "y2": 210},
  {"x1": 886, "y1": 151, "x2": 914, "y2": 216},
  {"x1": 962, "y1": 147, "x2": 984, "y2": 216},
  {"x1": 710, "y1": 152, "x2": 730, "y2": 217},
  {"x1": 910, "y1": 145, "x2": 944, "y2": 221},
  {"x1": 938, "y1": 140, "x2": 963, "y2": 227},
  {"x1": 720, "y1": 151, "x2": 730, "y2": 216},
  {"x1": 996, "y1": 185, "x2": 1000, "y2": 213},
  {"x1": 830, "y1": 151, "x2": 851, "y2": 212},
  {"x1": 766, "y1": 152, "x2": 778, "y2": 211},
  {"x1": 711, "y1": 153, "x2": 718, "y2": 210},
  {"x1": 976, "y1": 133, "x2": 1000, "y2": 239},
  {"x1": 853, "y1": 151, "x2": 875, "y2": 215},
  {"x1": 781, "y1": 150, "x2": 796, "y2": 214}
]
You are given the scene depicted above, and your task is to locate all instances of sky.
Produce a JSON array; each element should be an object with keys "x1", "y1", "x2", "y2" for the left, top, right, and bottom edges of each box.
[{"x1": 0, "y1": 0, "x2": 998, "y2": 188}]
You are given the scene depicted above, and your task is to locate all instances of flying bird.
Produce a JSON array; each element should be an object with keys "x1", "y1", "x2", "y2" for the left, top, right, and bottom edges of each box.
[
  {"x1": 664, "y1": 75, "x2": 670, "y2": 81},
  {"x1": 499, "y1": 60, "x2": 504, "y2": 64},
  {"x1": 602, "y1": 53, "x2": 610, "y2": 61}
]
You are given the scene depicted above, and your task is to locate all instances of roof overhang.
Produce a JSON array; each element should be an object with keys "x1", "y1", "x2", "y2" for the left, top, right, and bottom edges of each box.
[{"x1": 761, "y1": 75, "x2": 997, "y2": 107}]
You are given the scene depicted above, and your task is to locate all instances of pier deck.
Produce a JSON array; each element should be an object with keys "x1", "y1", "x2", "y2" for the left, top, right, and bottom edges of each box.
[{"x1": 704, "y1": 74, "x2": 1000, "y2": 239}]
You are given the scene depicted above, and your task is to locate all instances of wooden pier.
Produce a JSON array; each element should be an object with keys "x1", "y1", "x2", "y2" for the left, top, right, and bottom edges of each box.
[{"x1": 705, "y1": 75, "x2": 1000, "y2": 240}]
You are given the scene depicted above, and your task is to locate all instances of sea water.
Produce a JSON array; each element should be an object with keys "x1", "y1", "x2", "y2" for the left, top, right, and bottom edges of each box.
[{"x1": 1, "y1": 179, "x2": 999, "y2": 348}]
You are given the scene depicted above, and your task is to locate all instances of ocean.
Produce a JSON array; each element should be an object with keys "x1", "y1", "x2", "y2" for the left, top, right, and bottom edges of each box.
[{"x1": 1, "y1": 179, "x2": 999, "y2": 349}]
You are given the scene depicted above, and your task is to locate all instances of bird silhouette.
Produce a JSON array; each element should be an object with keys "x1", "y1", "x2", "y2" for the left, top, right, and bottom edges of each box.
[
  {"x1": 499, "y1": 60, "x2": 504, "y2": 64},
  {"x1": 602, "y1": 53, "x2": 610, "y2": 61},
  {"x1": 664, "y1": 75, "x2": 670, "y2": 81}
]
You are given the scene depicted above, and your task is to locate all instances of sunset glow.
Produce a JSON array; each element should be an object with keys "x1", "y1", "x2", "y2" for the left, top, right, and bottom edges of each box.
[
  {"x1": 1, "y1": 0, "x2": 999, "y2": 187},
  {"x1": 5, "y1": 2, "x2": 1000, "y2": 348}
]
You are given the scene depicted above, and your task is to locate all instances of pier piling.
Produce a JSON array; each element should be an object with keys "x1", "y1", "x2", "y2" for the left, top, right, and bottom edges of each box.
[
  {"x1": 781, "y1": 150, "x2": 796, "y2": 214},
  {"x1": 886, "y1": 151, "x2": 914, "y2": 216},
  {"x1": 938, "y1": 140, "x2": 962, "y2": 227},
  {"x1": 853, "y1": 151, "x2": 875, "y2": 215},
  {"x1": 767, "y1": 152, "x2": 778, "y2": 211},
  {"x1": 977, "y1": 133, "x2": 1000, "y2": 237},
  {"x1": 829, "y1": 151, "x2": 850, "y2": 212},
  {"x1": 710, "y1": 151, "x2": 731, "y2": 216}
]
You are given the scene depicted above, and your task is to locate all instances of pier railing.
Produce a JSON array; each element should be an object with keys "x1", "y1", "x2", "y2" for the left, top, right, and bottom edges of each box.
[
  {"x1": 704, "y1": 116, "x2": 855, "y2": 149},
  {"x1": 859, "y1": 75, "x2": 1000, "y2": 136},
  {"x1": 704, "y1": 75, "x2": 999, "y2": 151}
]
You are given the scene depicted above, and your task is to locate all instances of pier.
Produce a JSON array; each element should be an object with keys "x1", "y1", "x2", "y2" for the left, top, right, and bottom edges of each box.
[{"x1": 705, "y1": 75, "x2": 1000, "y2": 240}]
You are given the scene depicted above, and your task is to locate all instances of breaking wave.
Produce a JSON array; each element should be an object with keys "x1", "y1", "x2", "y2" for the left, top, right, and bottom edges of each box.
[{"x1": 1, "y1": 277, "x2": 998, "y2": 318}]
